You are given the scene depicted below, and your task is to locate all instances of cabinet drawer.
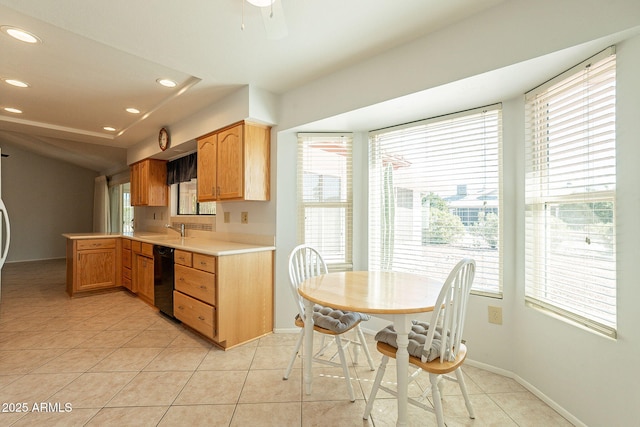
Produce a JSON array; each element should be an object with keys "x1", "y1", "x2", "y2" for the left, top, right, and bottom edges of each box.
[
  {"x1": 174, "y1": 291, "x2": 215, "y2": 339},
  {"x1": 122, "y1": 248, "x2": 132, "y2": 269},
  {"x1": 174, "y1": 250, "x2": 192, "y2": 267},
  {"x1": 131, "y1": 241, "x2": 153, "y2": 256},
  {"x1": 122, "y1": 276, "x2": 131, "y2": 290},
  {"x1": 174, "y1": 264, "x2": 215, "y2": 305},
  {"x1": 140, "y1": 243, "x2": 153, "y2": 256},
  {"x1": 122, "y1": 238, "x2": 131, "y2": 250},
  {"x1": 193, "y1": 253, "x2": 216, "y2": 273},
  {"x1": 123, "y1": 266, "x2": 132, "y2": 280},
  {"x1": 77, "y1": 238, "x2": 116, "y2": 250}
]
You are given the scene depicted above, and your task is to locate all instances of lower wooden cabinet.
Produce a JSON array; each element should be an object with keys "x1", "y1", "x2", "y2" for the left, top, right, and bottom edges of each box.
[
  {"x1": 66, "y1": 238, "x2": 121, "y2": 297},
  {"x1": 173, "y1": 249, "x2": 274, "y2": 349}
]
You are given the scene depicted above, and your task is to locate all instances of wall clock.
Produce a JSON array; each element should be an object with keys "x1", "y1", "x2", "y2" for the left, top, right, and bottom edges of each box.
[{"x1": 158, "y1": 127, "x2": 170, "y2": 151}]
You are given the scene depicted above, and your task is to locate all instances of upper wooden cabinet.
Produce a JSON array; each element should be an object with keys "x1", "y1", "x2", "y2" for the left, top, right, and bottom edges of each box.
[
  {"x1": 197, "y1": 121, "x2": 270, "y2": 202},
  {"x1": 130, "y1": 159, "x2": 168, "y2": 206}
]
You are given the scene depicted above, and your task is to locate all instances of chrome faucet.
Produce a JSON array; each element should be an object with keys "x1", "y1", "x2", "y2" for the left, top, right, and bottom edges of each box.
[{"x1": 165, "y1": 223, "x2": 185, "y2": 237}]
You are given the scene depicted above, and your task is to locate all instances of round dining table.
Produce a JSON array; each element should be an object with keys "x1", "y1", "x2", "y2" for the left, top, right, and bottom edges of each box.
[{"x1": 298, "y1": 270, "x2": 444, "y2": 427}]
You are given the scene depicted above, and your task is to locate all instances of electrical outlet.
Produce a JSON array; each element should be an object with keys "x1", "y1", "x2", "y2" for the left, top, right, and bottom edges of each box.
[
  {"x1": 488, "y1": 306, "x2": 503, "y2": 325},
  {"x1": 240, "y1": 211, "x2": 249, "y2": 224},
  {"x1": 224, "y1": 212, "x2": 230, "y2": 223}
]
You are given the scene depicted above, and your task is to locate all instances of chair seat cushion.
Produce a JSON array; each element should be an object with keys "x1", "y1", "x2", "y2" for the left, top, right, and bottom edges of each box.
[
  {"x1": 374, "y1": 320, "x2": 442, "y2": 362},
  {"x1": 297, "y1": 304, "x2": 370, "y2": 333}
]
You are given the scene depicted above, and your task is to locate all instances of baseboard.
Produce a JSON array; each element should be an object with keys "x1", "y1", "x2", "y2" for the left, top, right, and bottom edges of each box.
[
  {"x1": 273, "y1": 327, "x2": 300, "y2": 334},
  {"x1": 465, "y1": 359, "x2": 585, "y2": 427},
  {"x1": 5, "y1": 257, "x2": 66, "y2": 264}
]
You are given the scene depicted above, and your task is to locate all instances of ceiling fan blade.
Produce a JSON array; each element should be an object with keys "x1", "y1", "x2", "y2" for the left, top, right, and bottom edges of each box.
[{"x1": 260, "y1": 0, "x2": 288, "y2": 40}]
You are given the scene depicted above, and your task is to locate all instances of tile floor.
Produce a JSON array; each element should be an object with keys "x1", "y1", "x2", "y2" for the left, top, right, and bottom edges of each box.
[{"x1": 0, "y1": 259, "x2": 573, "y2": 426}]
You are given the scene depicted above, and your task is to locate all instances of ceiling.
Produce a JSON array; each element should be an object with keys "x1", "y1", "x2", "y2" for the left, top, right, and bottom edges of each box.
[
  {"x1": 1, "y1": 1, "x2": 637, "y2": 175},
  {"x1": 0, "y1": 0, "x2": 510, "y2": 173}
]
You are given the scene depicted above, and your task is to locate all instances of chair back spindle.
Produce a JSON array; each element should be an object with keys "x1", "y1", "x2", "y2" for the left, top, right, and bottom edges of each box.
[
  {"x1": 288, "y1": 244, "x2": 329, "y2": 318},
  {"x1": 422, "y1": 258, "x2": 475, "y2": 364}
]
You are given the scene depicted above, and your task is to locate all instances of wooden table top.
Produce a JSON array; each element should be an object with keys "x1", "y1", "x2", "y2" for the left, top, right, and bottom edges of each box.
[{"x1": 298, "y1": 270, "x2": 443, "y2": 315}]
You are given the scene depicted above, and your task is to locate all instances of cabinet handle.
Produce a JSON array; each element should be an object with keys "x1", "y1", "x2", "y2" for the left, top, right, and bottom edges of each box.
[
  {"x1": 179, "y1": 277, "x2": 185, "y2": 282},
  {"x1": 178, "y1": 305, "x2": 184, "y2": 310},
  {"x1": 198, "y1": 316, "x2": 205, "y2": 321},
  {"x1": 216, "y1": 186, "x2": 220, "y2": 197},
  {"x1": 199, "y1": 285, "x2": 206, "y2": 289},
  {"x1": 200, "y1": 261, "x2": 207, "y2": 266}
]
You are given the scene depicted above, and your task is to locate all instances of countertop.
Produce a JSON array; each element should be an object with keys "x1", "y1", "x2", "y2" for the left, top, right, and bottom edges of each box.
[{"x1": 62, "y1": 232, "x2": 276, "y2": 256}]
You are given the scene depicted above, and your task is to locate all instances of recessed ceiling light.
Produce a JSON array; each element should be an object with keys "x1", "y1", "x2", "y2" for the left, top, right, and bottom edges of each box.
[
  {"x1": 3, "y1": 78, "x2": 30, "y2": 88},
  {"x1": 126, "y1": 107, "x2": 140, "y2": 114},
  {"x1": 1, "y1": 26, "x2": 41, "y2": 44},
  {"x1": 4, "y1": 107, "x2": 22, "y2": 114},
  {"x1": 156, "y1": 78, "x2": 177, "y2": 88},
  {"x1": 103, "y1": 126, "x2": 116, "y2": 132}
]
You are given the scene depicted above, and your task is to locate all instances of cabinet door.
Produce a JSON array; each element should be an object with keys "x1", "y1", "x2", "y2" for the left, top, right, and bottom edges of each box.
[
  {"x1": 130, "y1": 160, "x2": 167, "y2": 206},
  {"x1": 146, "y1": 160, "x2": 168, "y2": 206},
  {"x1": 197, "y1": 134, "x2": 217, "y2": 201},
  {"x1": 217, "y1": 124, "x2": 244, "y2": 200},
  {"x1": 137, "y1": 160, "x2": 149, "y2": 205},
  {"x1": 77, "y1": 249, "x2": 117, "y2": 291},
  {"x1": 135, "y1": 254, "x2": 154, "y2": 305},
  {"x1": 130, "y1": 162, "x2": 140, "y2": 206}
]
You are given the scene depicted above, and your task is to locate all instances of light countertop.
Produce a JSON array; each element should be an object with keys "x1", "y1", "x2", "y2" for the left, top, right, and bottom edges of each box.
[{"x1": 63, "y1": 232, "x2": 275, "y2": 256}]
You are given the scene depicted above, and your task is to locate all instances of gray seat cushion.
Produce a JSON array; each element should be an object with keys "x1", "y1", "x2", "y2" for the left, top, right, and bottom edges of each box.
[
  {"x1": 297, "y1": 304, "x2": 370, "y2": 333},
  {"x1": 374, "y1": 320, "x2": 442, "y2": 362}
]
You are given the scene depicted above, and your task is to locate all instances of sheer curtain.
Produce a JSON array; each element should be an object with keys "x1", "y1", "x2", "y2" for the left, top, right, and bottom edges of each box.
[{"x1": 93, "y1": 175, "x2": 110, "y2": 233}]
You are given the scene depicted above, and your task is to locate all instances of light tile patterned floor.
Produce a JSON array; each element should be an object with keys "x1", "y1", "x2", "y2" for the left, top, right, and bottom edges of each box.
[{"x1": 0, "y1": 259, "x2": 573, "y2": 426}]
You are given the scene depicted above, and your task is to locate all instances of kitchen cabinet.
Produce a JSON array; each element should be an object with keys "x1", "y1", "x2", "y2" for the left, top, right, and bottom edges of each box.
[
  {"x1": 130, "y1": 158, "x2": 168, "y2": 206},
  {"x1": 132, "y1": 241, "x2": 154, "y2": 305},
  {"x1": 197, "y1": 121, "x2": 270, "y2": 202},
  {"x1": 66, "y1": 238, "x2": 121, "y2": 297},
  {"x1": 173, "y1": 248, "x2": 273, "y2": 349}
]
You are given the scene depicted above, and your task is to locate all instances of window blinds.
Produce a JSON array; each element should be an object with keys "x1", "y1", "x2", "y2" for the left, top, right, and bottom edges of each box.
[
  {"x1": 524, "y1": 47, "x2": 617, "y2": 337},
  {"x1": 297, "y1": 133, "x2": 353, "y2": 271},
  {"x1": 369, "y1": 106, "x2": 502, "y2": 294}
]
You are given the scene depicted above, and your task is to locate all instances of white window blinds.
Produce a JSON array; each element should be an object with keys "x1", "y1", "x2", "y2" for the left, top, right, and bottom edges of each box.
[
  {"x1": 369, "y1": 106, "x2": 502, "y2": 295},
  {"x1": 524, "y1": 48, "x2": 617, "y2": 338},
  {"x1": 297, "y1": 133, "x2": 353, "y2": 271}
]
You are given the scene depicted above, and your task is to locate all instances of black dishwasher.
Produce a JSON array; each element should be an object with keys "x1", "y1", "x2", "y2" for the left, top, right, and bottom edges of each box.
[{"x1": 153, "y1": 245, "x2": 175, "y2": 318}]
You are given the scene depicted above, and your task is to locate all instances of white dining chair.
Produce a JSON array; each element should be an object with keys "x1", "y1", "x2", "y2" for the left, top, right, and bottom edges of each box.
[
  {"x1": 363, "y1": 258, "x2": 476, "y2": 426},
  {"x1": 283, "y1": 244, "x2": 375, "y2": 402}
]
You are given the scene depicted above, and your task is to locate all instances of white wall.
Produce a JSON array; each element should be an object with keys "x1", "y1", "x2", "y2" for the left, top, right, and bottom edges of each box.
[
  {"x1": 504, "y1": 34, "x2": 640, "y2": 427},
  {"x1": 272, "y1": 1, "x2": 640, "y2": 425},
  {"x1": 0, "y1": 141, "x2": 96, "y2": 262}
]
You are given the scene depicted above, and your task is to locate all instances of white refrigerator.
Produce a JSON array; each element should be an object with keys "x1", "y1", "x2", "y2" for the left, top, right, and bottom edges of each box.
[{"x1": 0, "y1": 147, "x2": 11, "y2": 300}]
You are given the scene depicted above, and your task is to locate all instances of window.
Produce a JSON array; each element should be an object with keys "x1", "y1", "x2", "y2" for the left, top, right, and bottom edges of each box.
[
  {"x1": 369, "y1": 106, "x2": 502, "y2": 295},
  {"x1": 524, "y1": 48, "x2": 617, "y2": 337},
  {"x1": 108, "y1": 172, "x2": 133, "y2": 233},
  {"x1": 167, "y1": 152, "x2": 215, "y2": 216},
  {"x1": 176, "y1": 179, "x2": 216, "y2": 215},
  {"x1": 297, "y1": 133, "x2": 353, "y2": 270}
]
